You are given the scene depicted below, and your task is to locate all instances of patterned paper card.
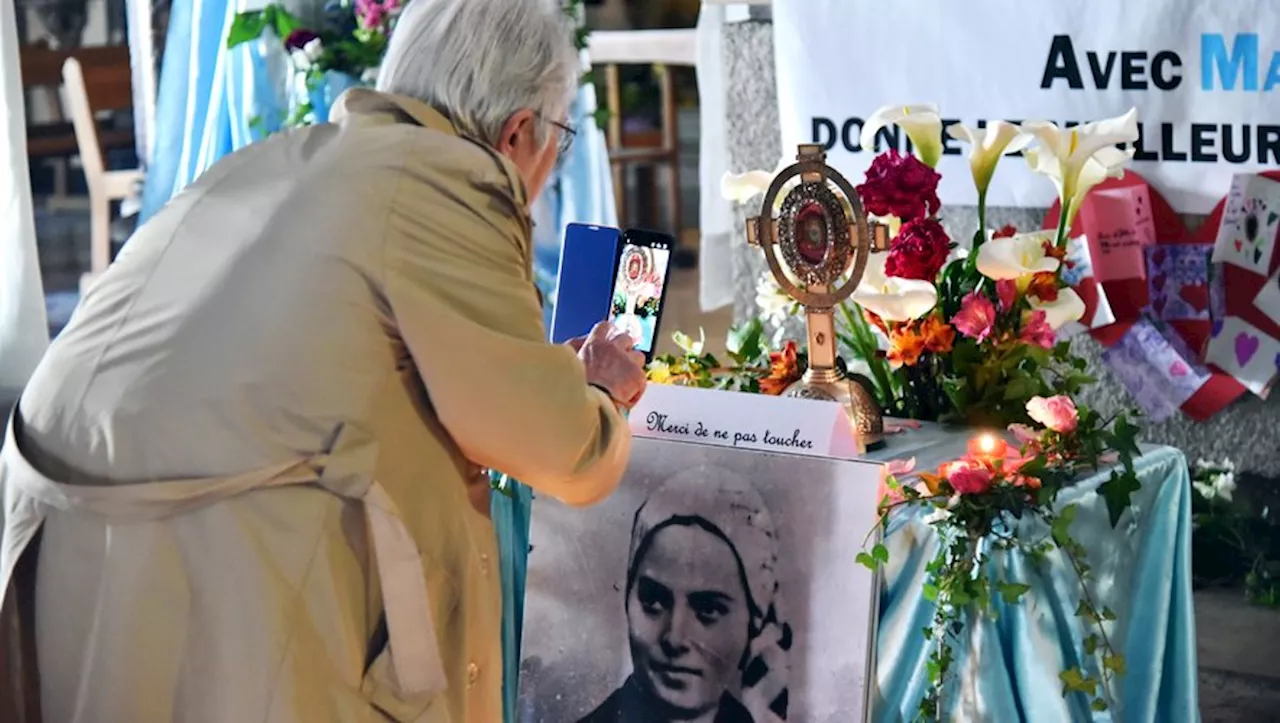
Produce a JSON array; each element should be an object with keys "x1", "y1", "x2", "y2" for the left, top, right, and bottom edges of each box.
[
  {"x1": 1103, "y1": 318, "x2": 1211, "y2": 422},
  {"x1": 1058, "y1": 235, "x2": 1116, "y2": 338},
  {"x1": 1253, "y1": 270, "x2": 1280, "y2": 327},
  {"x1": 1209, "y1": 262, "x2": 1229, "y2": 322},
  {"x1": 1145, "y1": 244, "x2": 1212, "y2": 321},
  {"x1": 1211, "y1": 173, "x2": 1280, "y2": 275},
  {"x1": 1204, "y1": 316, "x2": 1280, "y2": 399},
  {"x1": 1081, "y1": 185, "x2": 1157, "y2": 283}
]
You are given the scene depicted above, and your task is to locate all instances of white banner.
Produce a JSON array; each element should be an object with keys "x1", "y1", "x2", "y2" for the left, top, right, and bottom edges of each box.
[{"x1": 773, "y1": 0, "x2": 1280, "y2": 214}]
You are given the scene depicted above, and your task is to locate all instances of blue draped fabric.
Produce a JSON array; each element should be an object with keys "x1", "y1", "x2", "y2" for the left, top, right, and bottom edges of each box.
[
  {"x1": 140, "y1": 0, "x2": 286, "y2": 223},
  {"x1": 868, "y1": 427, "x2": 1199, "y2": 722},
  {"x1": 494, "y1": 64, "x2": 616, "y2": 723},
  {"x1": 501, "y1": 423, "x2": 1200, "y2": 722}
]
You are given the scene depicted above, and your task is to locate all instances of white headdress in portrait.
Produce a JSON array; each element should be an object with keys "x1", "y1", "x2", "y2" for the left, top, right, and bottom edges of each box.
[{"x1": 628, "y1": 466, "x2": 791, "y2": 722}]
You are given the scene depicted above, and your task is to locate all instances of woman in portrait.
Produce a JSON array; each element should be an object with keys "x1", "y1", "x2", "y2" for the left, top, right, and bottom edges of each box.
[{"x1": 579, "y1": 466, "x2": 792, "y2": 723}]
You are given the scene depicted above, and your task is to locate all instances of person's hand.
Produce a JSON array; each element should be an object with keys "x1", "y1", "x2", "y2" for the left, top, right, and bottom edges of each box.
[
  {"x1": 578, "y1": 321, "x2": 647, "y2": 408},
  {"x1": 564, "y1": 334, "x2": 588, "y2": 352}
]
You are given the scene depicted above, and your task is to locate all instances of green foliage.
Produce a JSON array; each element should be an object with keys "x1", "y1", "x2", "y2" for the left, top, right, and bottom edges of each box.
[{"x1": 226, "y1": 5, "x2": 301, "y2": 48}]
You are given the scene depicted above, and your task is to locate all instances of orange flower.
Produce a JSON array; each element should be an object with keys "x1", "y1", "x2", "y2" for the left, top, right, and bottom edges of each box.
[
  {"x1": 863, "y1": 308, "x2": 889, "y2": 334},
  {"x1": 1041, "y1": 239, "x2": 1068, "y2": 261},
  {"x1": 759, "y1": 340, "x2": 803, "y2": 395},
  {"x1": 887, "y1": 324, "x2": 926, "y2": 369},
  {"x1": 1026, "y1": 272, "x2": 1060, "y2": 302},
  {"x1": 919, "y1": 314, "x2": 956, "y2": 354}
]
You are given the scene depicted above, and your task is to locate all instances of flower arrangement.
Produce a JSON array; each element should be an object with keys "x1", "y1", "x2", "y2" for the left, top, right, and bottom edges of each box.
[
  {"x1": 228, "y1": 0, "x2": 600, "y2": 131},
  {"x1": 227, "y1": 0, "x2": 400, "y2": 127},
  {"x1": 1189, "y1": 458, "x2": 1280, "y2": 607},
  {"x1": 703, "y1": 104, "x2": 1141, "y2": 428},
  {"x1": 864, "y1": 395, "x2": 1141, "y2": 718},
  {"x1": 650, "y1": 101, "x2": 1153, "y2": 720}
]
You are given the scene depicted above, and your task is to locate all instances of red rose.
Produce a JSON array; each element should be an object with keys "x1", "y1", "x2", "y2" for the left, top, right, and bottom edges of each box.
[
  {"x1": 885, "y1": 218, "x2": 951, "y2": 281},
  {"x1": 283, "y1": 28, "x2": 321, "y2": 51},
  {"x1": 856, "y1": 150, "x2": 941, "y2": 222}
]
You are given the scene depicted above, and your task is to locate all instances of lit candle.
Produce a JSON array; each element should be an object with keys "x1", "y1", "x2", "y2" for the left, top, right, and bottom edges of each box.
[{"x1": 967, "y1": 432, "x2": 1008, "y2": 464}]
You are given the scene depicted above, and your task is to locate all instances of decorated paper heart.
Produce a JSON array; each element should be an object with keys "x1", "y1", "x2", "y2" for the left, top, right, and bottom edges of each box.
[
  {"x1": 1151, "y1": 248, "x2": 1167, "y2": 266},
  {"x1": 1235, "y1": 332, "x2": 1260, "y2": 367},
  {"x1": 1151, "y1": 274, "x2": 1167, "y2": 291},
  {"x1": 1179, "y1": 283, "x2": 1210, "y2": 313},
  {"x1": 1152, "y1": 295, "x2": 1167, "y2": 316},
  {"x1": 1170, "y1": 360, "x2": 1189, "y2": 377}
]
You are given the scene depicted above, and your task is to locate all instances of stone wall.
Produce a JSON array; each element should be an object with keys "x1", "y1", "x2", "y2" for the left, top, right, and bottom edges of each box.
[{"x1": 719, "y1": 19, "x2": 1280, "y2": 475}]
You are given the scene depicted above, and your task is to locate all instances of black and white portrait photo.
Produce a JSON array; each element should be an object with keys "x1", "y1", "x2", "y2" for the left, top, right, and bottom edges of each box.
[{"x1": 518, "y1": 437, "x2": 883, "y2": 723}]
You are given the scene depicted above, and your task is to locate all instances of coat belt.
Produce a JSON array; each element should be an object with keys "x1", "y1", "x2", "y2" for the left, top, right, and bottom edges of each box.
[{"x1": 0, "y1": 406, "x2": 448, "y2": 701}]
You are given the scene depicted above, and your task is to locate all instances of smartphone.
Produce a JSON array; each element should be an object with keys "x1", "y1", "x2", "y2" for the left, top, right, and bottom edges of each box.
[
  {"x1": 607, "y1": 228, "x2": 674, "y2": 362},
  {"x1": 550, "y1": 223, "x2": 622, "y2": 344}
]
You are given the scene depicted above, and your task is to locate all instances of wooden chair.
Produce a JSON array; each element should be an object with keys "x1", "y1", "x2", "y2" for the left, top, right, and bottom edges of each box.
[
  {"x1": 588, "y1": 29, "x2": 695, "y2": 239},
  {"x1": 19, "y1": 44, "x2": 135, "y2": 206},
  {"x1": 62, "y1": 56, "x2": 145, "y2": 292}
]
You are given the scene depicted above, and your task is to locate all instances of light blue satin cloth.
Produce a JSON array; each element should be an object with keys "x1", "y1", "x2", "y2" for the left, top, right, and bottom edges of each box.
[
  {"x1": 869, "y1": 425, "x2": 1198, "y2": 722},
  {"x1": 139, "y1": 0, "x2": 287, "y2": 224},
  {"x1": 139, "y1": 0, "x2": 356, "y2": 224},
  {"x1": 500, "y1": 423, "x2": 1199, "y2": 723}
]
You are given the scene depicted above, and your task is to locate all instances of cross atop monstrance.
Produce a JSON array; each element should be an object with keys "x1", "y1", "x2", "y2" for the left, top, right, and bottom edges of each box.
[{"x1": 745, "y1": 144, "x2": 885, "y2": 451}]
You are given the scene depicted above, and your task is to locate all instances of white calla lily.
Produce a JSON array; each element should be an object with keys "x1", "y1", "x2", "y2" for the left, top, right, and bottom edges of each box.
[
  {"x1": 720, "y1": 158, "x2": 789, "y2": 203},
  {"x1": 947, "y1": 121, "x2": 1032, "y2": 194},
  {"x1": 1021, "y1": 108, "x2": 1139, "y2": 221},
  {"x1": 975, "y1": 230, "x2": 1060, "y2": 280},
  {"x1": 1029, "y1": 287, "x2": 1087, "y2": 330},
  {"x1": 721, "y1": 169, "x2": 774, "y2": 203},
  {"x1": 851, "y1": 253, "x2": 938, "y2": 321},
  {"x1": 860, "y1": 104, "x2": 944, "y2": 167}
]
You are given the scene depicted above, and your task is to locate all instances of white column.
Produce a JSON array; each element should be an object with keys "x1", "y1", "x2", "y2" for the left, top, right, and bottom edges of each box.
[
  {"x1": 124, "y1": 0, "x2": 159, "y2": 168},
  {"x1": 0, "y1": 0, "x2": 51, "y2": 403}
]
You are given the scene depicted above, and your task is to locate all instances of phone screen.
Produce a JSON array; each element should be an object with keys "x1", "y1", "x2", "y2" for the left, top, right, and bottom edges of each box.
[{"x1": 608, "y1": 230, "x2": 673, "y2": 358}]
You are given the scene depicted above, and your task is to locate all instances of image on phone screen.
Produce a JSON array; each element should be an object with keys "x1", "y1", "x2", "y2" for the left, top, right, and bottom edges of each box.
[{"x1": 608, "y1": 231, "x2": 673, "y2": 359}]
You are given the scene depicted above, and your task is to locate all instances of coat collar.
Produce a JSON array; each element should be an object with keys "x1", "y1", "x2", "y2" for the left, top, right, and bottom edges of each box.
[
  {"x1": 332, "y1": 88, "x2": 468, "y2": 140},
  {"x1": 332, "y1": 88, "x2": 533, "y2": 216}
]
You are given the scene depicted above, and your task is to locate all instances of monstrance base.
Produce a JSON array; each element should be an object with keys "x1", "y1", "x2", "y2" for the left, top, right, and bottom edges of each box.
[{"x1": 783, "y1": 370, "x2": 886, "y2": 452}]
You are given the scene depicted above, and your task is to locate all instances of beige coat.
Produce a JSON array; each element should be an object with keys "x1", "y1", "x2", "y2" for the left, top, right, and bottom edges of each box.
[{"x1": 0, "y1": 90, "x2": 630, "y2": 723}]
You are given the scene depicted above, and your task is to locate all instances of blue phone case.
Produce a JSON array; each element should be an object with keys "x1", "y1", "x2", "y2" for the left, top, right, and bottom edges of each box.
[{"x1": 549, "y1": 223, "x2": 622, "y2": 344}]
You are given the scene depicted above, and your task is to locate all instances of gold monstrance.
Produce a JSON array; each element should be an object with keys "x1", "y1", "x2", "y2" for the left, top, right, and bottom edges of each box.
[{"x1": 746, "y1": 144, "x2": 885, "y2": 451}]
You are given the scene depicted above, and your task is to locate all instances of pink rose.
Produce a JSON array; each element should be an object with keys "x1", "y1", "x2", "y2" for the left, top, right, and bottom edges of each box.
[
  {"x1": 1020, "y1": 310, "x2": 1056, "y2": 349},
  {"x1": 1026, "y1": 395, "x2": 1079, "y2": 434},
  {"x1": 952, "y1": 291, "x2": 997, "y2": 343},
  {"x1": 1008, "y1": 423, "x2": 1041, "y2": 447},
  {"x1": 944, "y1": 460, "x2": 994, "y2": 495}
]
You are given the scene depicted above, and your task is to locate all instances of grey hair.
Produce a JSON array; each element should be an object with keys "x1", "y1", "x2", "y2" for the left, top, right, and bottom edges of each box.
[{"x1": 376, "y1": 0, "x2": 580, "y2": 148}]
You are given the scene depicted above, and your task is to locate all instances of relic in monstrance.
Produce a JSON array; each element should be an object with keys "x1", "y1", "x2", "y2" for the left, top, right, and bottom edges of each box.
[{"x1": 745, "y1": 144, "x2": 885, "y2": 451}]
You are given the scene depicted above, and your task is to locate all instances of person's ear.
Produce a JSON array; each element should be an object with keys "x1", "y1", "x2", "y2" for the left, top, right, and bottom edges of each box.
[{"x1": 496, "y1": 109, "x2": 538, "y2": 159}]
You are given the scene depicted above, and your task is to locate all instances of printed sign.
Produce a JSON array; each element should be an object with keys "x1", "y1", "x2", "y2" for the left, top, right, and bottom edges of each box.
[
  {"x1": 629, "y1": 383, "x2": 862, "y2": 458},
  {"x1": 518, "y1": 436, "x2": 883, "y2": 723},
  {"x1": 773, "y1": 0, "x2": 1280, "y2": 213}
]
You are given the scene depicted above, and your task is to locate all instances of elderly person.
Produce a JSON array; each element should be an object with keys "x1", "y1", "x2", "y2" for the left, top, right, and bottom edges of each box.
[
  {"x1": 579, "y1": 467, "x2": 791, "y2": 723},
  {"x1": 0, "y1": 0, "x2": 645, "y2": 720}
]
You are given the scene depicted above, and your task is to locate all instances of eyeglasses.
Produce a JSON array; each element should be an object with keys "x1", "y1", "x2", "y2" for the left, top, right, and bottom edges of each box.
[{"x1": 537, "y1": 112, "x2": 577, "y2": 158}]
